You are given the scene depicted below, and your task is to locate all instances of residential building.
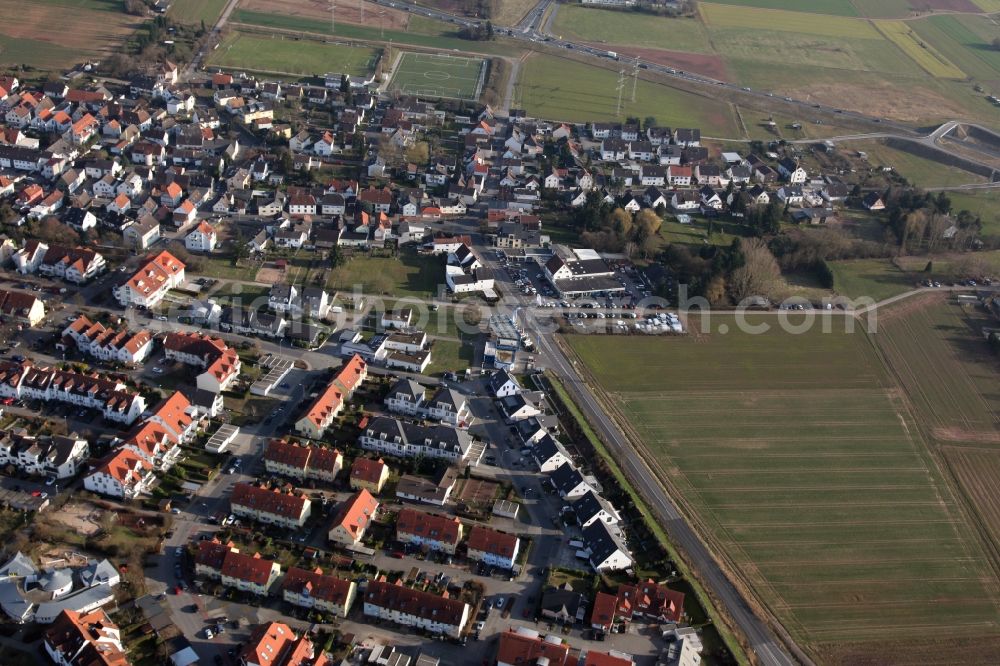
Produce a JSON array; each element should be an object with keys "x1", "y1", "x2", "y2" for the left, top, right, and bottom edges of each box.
[
  {"x1": 61, "y1": 316, "x2": 153, "y2": 365},
  {"x1": 548, "y1": 462, "x2": 594, "y2": 498},
  {"x1": 264, "y1": 439, "x2": 343, "y2": 484},
  {"x1": 220, "y1": 550, "x2": 282, "y2": 596},
  {"x1": 14, "y1": 241, "x2": 106, "y2": 283},
  {"x1": 0, "y1": 289, "x2": 45, "y2": 326},
  {"x1": 363, "y1": 581, "x2": 470, "y2": 639},
  {"x1": 83, "y1": 449, "x2": 154, "y2": 499},
  {"x1": 496, "y1": 628, "x2": 570, "y2": 666},
  {"x1": 327, "y1": 489, "x2": 379, "y2": 546},
  {"x1": 240, "y1": 622, "x2": 329, "y2": 666},
  {"x1": 44, "y1": 608, "x2": 128, "y2": 666},
  {"x1": 466, "y1": 525, "x2": 520, "y2": 569},
  {"x1": 295, "y1": 355, "x2": 367, "y2": 439},
  {"x1": 0, "y1": 431, "x2": 88, "y2": 480},
  {"x1": 349, "y1": 457, "x2": 389, "y2": 494},
  {"x1": 359, "y1": 417, "x2": 473, "y2": 462},
  {"x1": 395, "y1": 508, "x2": 463, "y2": 554},
  {"x1": 282, "y1": 567, "x2": 357, "y2": 618},
  {"x1": 113, "y1": 250, "x2": 186, "y2": 308},
  {"x1": 582, "y1": 521, "x2": 632, "y2": 572},
  {"x1": 230, "y1": 482, "x2": 312, "y2": 529},
  {"x1": 163, "y1": 331, "x2": 241, "y2": 393},
  {"x1": 185, "y1": 220, "x2": 218, "y2": 252}
]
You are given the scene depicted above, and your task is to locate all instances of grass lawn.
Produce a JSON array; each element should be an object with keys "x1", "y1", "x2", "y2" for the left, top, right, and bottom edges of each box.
[
  {"x1": 193, "y1": 254, "x2": 264, "y2": 282},
  {"x1": 946, "y1": 190, "x2": 1000, "y2": 236},
  {"x1": 168, "y1": 0, "x2": 228, "y2": 25},
  {"x1": 327, "y1": 250, "x2": 445, "y2": 299},
  {"x1": 552, "y1": 5, "x2": 713, "y2": 53},
  {"x1": 514, "y1": 53, "x2": 738, "y2": 134},
  {"x1": 567, "y1": 320, "x2": 1000, "y2": 662},
  {"x1": 209, "y1": 32, "x2": 379, "y2": 76},
  {"x1": 828, "y1": 258, "x2": 914, "y2": 302},
  {"x1": 426, "y1": 339, "x2": 473, "y2": 375},
  {"x1": 843, "y1": 140, "x2": 986, "y2": 188},
  {"x1": 660, "y1": 217, "x2": 751, "y2": 247}
]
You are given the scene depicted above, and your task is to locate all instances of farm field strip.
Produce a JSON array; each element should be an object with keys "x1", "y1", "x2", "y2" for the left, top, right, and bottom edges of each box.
[
  {"x1": 169, "y1": 0, "x2": 228, "y2": 25},
  {"x1": 568, "y1": 322, "x2": 1000, "y2": 655},
  {"x1": 916, "y1": 15, "x2": 1000, "y2": 80},
  {"x1": 699, "y1": 2, "x2": 881, "y2": 39},
  {"x1": 875, "y1": 20, "x2": 966, "y2": 78},
  {"x1": 946, "y1": 447, "x2": 1000, "y2": 550},
  {"x1": 551, "y1": 6, "x2": 714, "y2": 53},
  {"x1": 697, "y1": 0, "x2": 859, "y2": 15}
]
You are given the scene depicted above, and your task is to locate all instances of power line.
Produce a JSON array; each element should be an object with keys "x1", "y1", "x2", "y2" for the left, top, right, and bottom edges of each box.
[
  {"x1": 615, "y1": 69, "x2": 626, "y2": 118},
  {"x1": 631, "y1": 58, "x2": 639, "y2": 103},
  {"x1": 330, "y1": 0, "x2": 335, "y2": 34}
]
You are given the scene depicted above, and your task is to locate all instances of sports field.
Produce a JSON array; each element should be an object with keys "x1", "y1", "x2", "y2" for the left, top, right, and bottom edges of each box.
[
  {"x1": 568, "y1": 316, "x2": 1000, "y2": 662},
  {"x1": 208, "y1": 32, "x2": 378, "y2": 76},
  {"x1": 0, "y1": 0, "x2": 140, "y2": 69},
  {"x1": 388, "y1": 52, "x2": 486, "y2": 99},
  {"x1": 514, "y1": 54, "x2": 739, "y2": 135}
]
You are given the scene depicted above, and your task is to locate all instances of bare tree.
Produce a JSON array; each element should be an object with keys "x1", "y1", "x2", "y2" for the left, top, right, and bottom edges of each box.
[{"x1": 729, "y1": 238, "x2": 782, "y2": 302}]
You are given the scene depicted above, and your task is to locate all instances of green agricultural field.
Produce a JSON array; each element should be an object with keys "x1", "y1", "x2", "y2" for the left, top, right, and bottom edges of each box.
[
  {"x1": 911, "y1": 15, "x2": 1000, "y2": 83},
  {"x1": 389, "y1": 52, "x2": 486, "y2": 99},
  {"x1": 552, "y1": 5, "x2": 713, "y2": 53},
  {"x1": 700, "y1": 0, "x2": 858, "y2": 16},
  {"x1": 568, "y1": 320, "x2": 1000, "y2": 663},
  {"x1": 208, "y1": 32, "x2": 378, "y2": 76},
  {"x1": 168, "y1": 0, "x2": 227, "y2": 25},
  {"x1": 851, "y1": 0, "x2": 920, "y2": 18},
  {"x1": 514, "y1": 54, "x2": 739, "y2": 134}
]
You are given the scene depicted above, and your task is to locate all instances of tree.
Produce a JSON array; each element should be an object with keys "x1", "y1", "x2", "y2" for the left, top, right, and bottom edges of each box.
[
  {"x1": 609, "y1": 208, "x2": 633, "y2": 238},
  {"x1": 36, "y1": 217, "x2": 79, "y2": 245},
  {"x1": 634, "y1": 208, "x2": 663, "y2": 236},
  {"x1": 729, "y1": 238, "x2": 782, "y2": 302},
  {"x1": 643, "y1": 116, "x2": 658, "y2": 130}
]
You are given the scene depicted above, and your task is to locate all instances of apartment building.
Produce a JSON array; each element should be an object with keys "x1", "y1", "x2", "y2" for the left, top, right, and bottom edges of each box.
[
  {"x1": 230, "y1": 483, "x2": 312, "y2": 529},
  {"x1": 263, "y1": 439, "x2": 343, "y2": 484},
  {"x1": 281, "y1": 567, "x2": 357, "y2": 618},
  {"x1": 363, "y1": 580, "x2": 470, "y2": 639}
]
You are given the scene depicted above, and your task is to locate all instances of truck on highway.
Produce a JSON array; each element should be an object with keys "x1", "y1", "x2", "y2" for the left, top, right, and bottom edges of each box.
[{"x1": 606, "y1": 51, "x2": 618, "y2": 60}]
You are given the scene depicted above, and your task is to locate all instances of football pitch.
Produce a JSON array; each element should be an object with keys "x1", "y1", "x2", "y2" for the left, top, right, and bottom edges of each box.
[{"x1": 388, "y1": 52, "x2": 486, "y2": 99}]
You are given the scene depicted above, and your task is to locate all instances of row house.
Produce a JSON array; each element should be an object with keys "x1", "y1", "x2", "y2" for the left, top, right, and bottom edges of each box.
[
  {"x1": 281, "y1": 567, "x2": 357, "y2": 618},
  {"x1": 384, "y1": 378, "x2": 470, "y2": 427},
  {"x1": 264, "y1": 439, "x2": 343, "y2": 484},
  {"x1": 0, "y1": 431, "x2": 88, "y2": 480},
  {"x1": 358, "y1": 417, "x2": 473, "y2": 463},
  {"x1": 8, "y1": 363, "x2": 146, "y2": 424},
  {"x1": 194, "y1": 540, "x2": 282, "y2": 596},
  {"x1": 363, "y1": 580, "x2": 470, "y2": 639},
  {"x1": 590, "y1": 580, "x2": 685, "y2": 633},
  {"x1": 13, "y1": 241, "x2": 105, "y2": 284},
  {"x1": 230, "y1": 482, "x2": 312, "y2": 529},
  {"x1": 61, "y1": 315, "x2": 154, "y2": 365},
  {"x1": 395, "y1": 508, "x2": 463, "y2": 554}
]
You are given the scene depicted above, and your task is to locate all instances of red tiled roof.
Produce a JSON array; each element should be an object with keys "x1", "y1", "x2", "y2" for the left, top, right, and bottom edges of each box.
[
  {"x1": 395, "y1": 508, "x2": 462, "y2": 546},
  {"x1": 365, "y1": 580, "x2": 466, "y2": 627},
  {"x1": 349, "y1": 457, "x2": 386, "y2": 485},
  {"x1": 496, "y1": 629, "x2": 569, "y2": 666},
  {"x1": 221, "y1": 549, "x2": 277, "y2": 585},
  {"x1": 330, "y1": 489, "x2": 378, "y2": 540},
  {"x1": 231, "y1": 483, "x2": 309, "y2": 520},
  {"x1": 467, "y1": 525, "x2": 518, "y2": 558},
  {"x1": 282, "y1": 567, "x2": 353, "y2": 606}
]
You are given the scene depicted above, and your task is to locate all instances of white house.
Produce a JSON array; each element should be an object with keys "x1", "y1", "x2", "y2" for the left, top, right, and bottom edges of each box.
[{"x1": 185, "y1": 220, "x2": 218, "y2": 253}]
